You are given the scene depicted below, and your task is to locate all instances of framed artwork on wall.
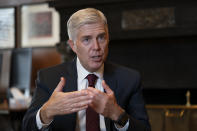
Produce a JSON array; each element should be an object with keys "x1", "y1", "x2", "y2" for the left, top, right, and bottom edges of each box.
[
  {"x1": 0, "y1": 8, "x2": 15, "y2": 49},
  {"x1": 21, "y1": 3, "x2": 60, "y2": 47}
]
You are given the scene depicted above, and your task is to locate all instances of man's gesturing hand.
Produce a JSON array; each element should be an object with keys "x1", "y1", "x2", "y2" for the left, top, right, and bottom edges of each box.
[
  {"x1": 40, "y1": 77, "x2": 92, "y2": 124},
  {"x1": 87, "y1": 80, "x2": 124, "y2": 121}
]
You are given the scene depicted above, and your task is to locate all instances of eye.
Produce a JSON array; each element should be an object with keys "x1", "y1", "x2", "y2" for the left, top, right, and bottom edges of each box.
[
  {"x1": 98, "y1": 34, "x2": 106, "y2": 43},
  {"x1": 83, "y1": 38, "x2": 89, "y2": 42},
  {"x1": 82, "y1": 37, "x2": 91, "y2": 45}
]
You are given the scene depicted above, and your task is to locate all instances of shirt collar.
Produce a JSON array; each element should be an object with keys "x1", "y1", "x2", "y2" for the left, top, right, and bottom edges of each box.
[{"x1": 76, "y1": 57, "x2": 104, "y2": 82}]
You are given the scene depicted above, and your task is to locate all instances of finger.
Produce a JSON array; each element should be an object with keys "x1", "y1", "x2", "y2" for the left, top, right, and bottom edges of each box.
[
  {"x1": 70, "y1": 99, "x2": 91, "y2": 109},
  {"x1": 70, "y1": 105, "x2": 88, "y2": 112},
  {"x1": 61, "y1": 104, "x2": 89, "y2": 114},
  {"x1": 54, "y1": 77, "x2": 66, "y2": 92},
  {"x1": 86, "y1": 87, "x2": 102, "y2": 101},
  {"x1": 66, "y1": 90, "x2": 89, "y2": 99},
  {"x1": 86, "y1": 87, "x2": 101, "y2": 95},
  {"x1": 67, "y1": 94, "x2": 92, "y2": 104},
  {"x1": 102, "y1": 80, "x2": 113, "y2": 94}
]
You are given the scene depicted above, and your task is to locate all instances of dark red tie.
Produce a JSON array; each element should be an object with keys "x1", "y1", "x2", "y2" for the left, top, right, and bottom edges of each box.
[{"x1": 86, "y1": 74, "x2": 100, "y2": 131}]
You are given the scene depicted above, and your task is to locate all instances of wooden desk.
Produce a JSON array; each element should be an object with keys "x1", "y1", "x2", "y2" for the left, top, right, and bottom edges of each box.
[
  {"x1": 146, "y1": 105, "x2": 197, "y2": 131},
  {"x1": 0, "y1": 100, "x2": 9, "y2": 114},
  {"x1": 146, "y1": 104, "x2": 197, "y2": 109},
  {"x1": 0, "y1": 100, "x2": 27, "y2": 131}
]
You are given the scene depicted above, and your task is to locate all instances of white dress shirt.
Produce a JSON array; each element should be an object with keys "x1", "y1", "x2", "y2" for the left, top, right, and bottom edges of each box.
[{"x1": 36, "y1": 57, "x2": 129, "y2": 131}]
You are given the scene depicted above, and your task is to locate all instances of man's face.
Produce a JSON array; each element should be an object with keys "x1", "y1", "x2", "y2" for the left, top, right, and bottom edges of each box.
[{"x1": 69, "y1": 23, "x2": 109, "y2": 72}]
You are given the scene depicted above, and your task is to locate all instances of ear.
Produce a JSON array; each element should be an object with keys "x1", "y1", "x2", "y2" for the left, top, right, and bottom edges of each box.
[{"x1": 67, "y1": 40, "x2": 76, "y2": 53}]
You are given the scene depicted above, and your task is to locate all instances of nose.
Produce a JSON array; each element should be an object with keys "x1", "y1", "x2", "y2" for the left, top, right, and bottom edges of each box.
[{"x1": 92, "y1": 39, "x2": 100, "y2": 50}]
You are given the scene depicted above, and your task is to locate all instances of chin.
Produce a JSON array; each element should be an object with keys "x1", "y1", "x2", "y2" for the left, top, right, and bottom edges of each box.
[{"x1": 89, "y1": 62, "x2": 103, "y2": 71}]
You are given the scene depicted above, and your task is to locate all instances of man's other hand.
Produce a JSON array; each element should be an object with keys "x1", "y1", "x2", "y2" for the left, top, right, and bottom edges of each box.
[{"x1": 87, "y1": 80, "x2": 124, "y2": 121}]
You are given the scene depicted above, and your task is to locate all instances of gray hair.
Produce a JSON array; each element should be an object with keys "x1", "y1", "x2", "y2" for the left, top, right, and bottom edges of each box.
[{"x1": 67, "y1": 8, "x2": 108, "y2": 42}]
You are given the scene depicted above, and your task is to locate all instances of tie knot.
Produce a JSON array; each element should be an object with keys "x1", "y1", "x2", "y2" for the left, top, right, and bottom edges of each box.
[{"x1": 86, "y1": 74, "x2": 98, "y2": 87}]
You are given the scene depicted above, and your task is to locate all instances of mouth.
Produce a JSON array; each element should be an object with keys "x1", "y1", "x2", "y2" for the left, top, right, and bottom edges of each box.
[{"x1": 91, "y1": 55, "x2": 102, "y2": 62}]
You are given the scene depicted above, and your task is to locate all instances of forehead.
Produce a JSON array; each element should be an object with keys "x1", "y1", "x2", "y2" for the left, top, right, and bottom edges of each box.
[{"x1": 77, "y1": 23, "x2": 108, "y2": 37}]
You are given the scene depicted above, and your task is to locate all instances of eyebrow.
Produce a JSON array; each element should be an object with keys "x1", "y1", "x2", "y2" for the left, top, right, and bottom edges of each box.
[
  {"x1": 81, "y1": 32, "x2": 106, "y2": 39},
  {"x1": 98, "y1": 32, "x2": 106, "y2": 37},
  {"x1": 81, "y1": 35, "x2": 92, "y2": 40}
]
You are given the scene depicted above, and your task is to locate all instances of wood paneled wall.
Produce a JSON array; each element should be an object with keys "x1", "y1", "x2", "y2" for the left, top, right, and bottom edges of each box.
[
  {"x1": 31, "y1": 47, "x2": 61, "y2": 88},
  {"x1": 0, "y1": 0, "x2": 49, "y2": 7},
  {"x1": 0, "y1": 0, "x2": 62, "y2": 89}
]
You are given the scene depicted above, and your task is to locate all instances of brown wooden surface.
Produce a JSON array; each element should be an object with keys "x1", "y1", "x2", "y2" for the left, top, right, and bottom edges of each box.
[
  {"x1": 0, "y1": 0, "x2": 50, "y2": 7},
  {"x1": 0, "y1": 47, "x2": 61, "y2": 113},
  {"x1": 31, "y1": 47, "x2": 61, "y2": 88},
  {"x1": 146, "y1": 105, "x2": 197, "y2": 109},
  {"x1": 0, "y1": 100, "x2": 9, "y2": 110}
]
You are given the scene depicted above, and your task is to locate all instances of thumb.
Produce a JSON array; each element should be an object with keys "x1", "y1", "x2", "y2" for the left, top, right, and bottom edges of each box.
[
  {"x1": 102, "y1": 80, "x2": 113, "y2": 94},
  {"x1": 54, "y1": 77, "x2": 66, "y2": 92}
]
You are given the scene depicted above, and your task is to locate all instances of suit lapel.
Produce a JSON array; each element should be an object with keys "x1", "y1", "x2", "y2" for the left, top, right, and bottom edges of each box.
[
  {"x1": 61, "y1": 59, "x2": 78, "y2": 130},
  {"x1": 103, "y1": 63, "x2": 117, "y2": 96},
  {"x1": 62, "y1": 59, "x2": 78, "y2": 93},
  {"x1": 104, "y1": 63, "x2": 117, "y2": 131}
]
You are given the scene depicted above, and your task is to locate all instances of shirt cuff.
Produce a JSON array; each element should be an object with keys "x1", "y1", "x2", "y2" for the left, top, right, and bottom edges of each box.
[
  {"x1": 36, "y1": 108, "x2": 53, "y2": 129},
  {"x1": 114, "y1": 119, "x2": 129, "y2": 131}
]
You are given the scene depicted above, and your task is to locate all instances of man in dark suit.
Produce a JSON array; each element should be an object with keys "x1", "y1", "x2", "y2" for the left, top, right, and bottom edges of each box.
[{"x1": 22, "y1": 8, "x2": 150, "y2": 131}]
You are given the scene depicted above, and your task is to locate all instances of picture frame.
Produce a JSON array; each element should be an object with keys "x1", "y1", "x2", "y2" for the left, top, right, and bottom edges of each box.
[
  {"x1": 21, "y1": 3, "x2": 60, "y2": 47},
  {"x1": 0, "y1": 8, "x2": 15, "y2": 49}
]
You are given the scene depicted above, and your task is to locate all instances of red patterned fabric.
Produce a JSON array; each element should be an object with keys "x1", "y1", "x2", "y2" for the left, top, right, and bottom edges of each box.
[{"x1": 86, "y1": 74, "x2": 100, "y2": 131}]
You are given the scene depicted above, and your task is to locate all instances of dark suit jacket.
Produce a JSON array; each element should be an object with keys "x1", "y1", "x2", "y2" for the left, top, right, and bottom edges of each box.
[{"x1": 22, "y1": 59, "x2": 151, "y2": 131}]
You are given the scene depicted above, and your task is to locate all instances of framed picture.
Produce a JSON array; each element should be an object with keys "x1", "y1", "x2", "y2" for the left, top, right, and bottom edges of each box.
[
  {"x1": 21, "y1": 4, "x2": 60, "y2": 47},
  {"x1": 0, "y1": 8, "x2": 15, "y2": 49}
]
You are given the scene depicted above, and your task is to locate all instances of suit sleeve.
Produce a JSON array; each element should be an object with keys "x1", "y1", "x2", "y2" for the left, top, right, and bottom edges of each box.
[
  {"x1": 126, "y1": 74, "x2": 151, "y2": 131},
  {"x1": 112, "y1": 71, "x2": 151, "y2": 131},
  {"x1": 22, "y1": 71, "x2": 52, "y2": 131}
]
